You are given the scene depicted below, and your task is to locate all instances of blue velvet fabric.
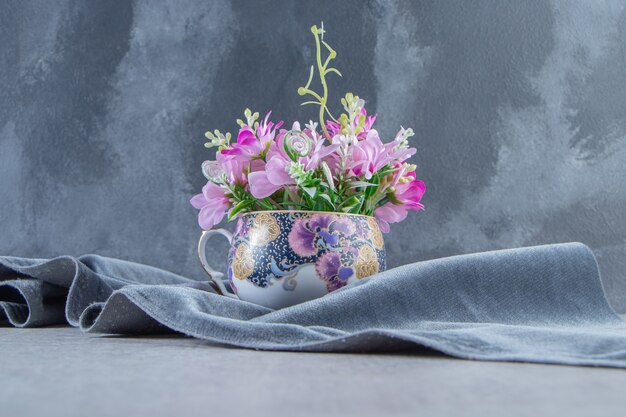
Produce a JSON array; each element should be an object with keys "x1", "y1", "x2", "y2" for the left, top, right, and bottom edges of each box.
[{"x1": 1, "y1": 243, "x2": 625, "y2": 367}]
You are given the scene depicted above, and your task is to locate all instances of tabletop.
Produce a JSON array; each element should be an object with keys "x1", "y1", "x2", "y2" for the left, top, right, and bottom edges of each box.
[{"x1": 2, "y1": 325, "x2": 626, "y2": 417}]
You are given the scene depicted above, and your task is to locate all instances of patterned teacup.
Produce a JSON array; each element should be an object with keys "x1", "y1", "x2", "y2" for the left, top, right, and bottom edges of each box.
[{"x1": 198, "y1": 210, "x2": 386, "y2": 309}]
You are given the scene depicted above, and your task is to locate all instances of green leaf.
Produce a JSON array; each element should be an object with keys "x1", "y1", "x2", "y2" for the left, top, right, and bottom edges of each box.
[
  {"x1": 257, "y1": 199, "x2": 275, "y2": 210},
  {"x1": 348, "y1": 205, "x2": 362, "y2": 214},
  {"x1": 283, "y1": 201, "x2": 307, "y2": 208},
  {"x1": 318, "y1": 193, "x2": 335, "y2": 210},
  {"x1": 349, "y1": 181, "x2": 377, "y2": 188},
  {"x1": 228, "y1": 200, "x2": 254, "y2": 220},
  {"x1": 302, "y1": 186, "x2": 317, "y2": 198},
  {"x1": 340, "y1": 195, "x2": 359, "y2": 210}
]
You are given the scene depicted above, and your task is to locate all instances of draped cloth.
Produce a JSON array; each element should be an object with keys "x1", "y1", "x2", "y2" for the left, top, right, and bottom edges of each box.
[{"x1": 2, "y1": 243, "x2": 625, "y2": 367}]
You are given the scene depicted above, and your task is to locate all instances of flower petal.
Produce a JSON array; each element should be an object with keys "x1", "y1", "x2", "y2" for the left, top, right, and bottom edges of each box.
[
  {"x1": 198, "y1": 201, "x2": 228, "y2": 230},
  {"x1": 266, "y1": 157, "x2": 292, "y2": 186},
  {"x1": 288, "y1": 219, "x2": 318, "y2": 257},
  {"x1": 190, "y1": 193, "x2": 208, "y2": 209},
  {"x1": 202, "y1": 181, "x2": 226, "y2": 199},
  {"x1": 374, "y1": 203, "x2": 408, "y2": 233},
  {"x1": 248, "y1": 171, "x2": 282, "y2": 198},
  {"x1": 315, "y1": 251, "x2": 341, "y2": 280}
]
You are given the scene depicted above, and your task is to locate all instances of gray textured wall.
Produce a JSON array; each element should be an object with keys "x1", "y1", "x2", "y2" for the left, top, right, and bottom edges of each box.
[{"x1": 2, "y1": 1, "x2": 626, "y2": 310}]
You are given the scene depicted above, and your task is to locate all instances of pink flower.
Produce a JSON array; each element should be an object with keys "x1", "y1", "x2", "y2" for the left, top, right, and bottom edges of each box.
[
  {"x1": 256, "y1": 112, "x2": 283, "y2": 148},
  {"x1": 349, "y1": 129, "x2": 392, "y2": 179},
  {"x1": 248, "y1": 158, "x2": 291, "y2": 198},
  {"x1": 374, "y1": 175, "x2": 425, "y2": 233},
  {"x1": 282, "y1": 123, "x2": 337, "y2": 170},
  {"x1": 383, "y1": 130, "x2": 417, "y2": 162},
  {"x1": 396, "y1": 173, "x2": 426, "y2": 210},
  {"x1": 248, "y1": 125, "x2": 339, "y2": 198},
  {"x1": 220, "y1": 113, "x2": 282, "y2": 163},
  {"x1": 326, "y1": 119, "x2": 340, "y2": 138},
  {"x1": 190, "y1": 181, "x2": 230, "y2": 230},
  {"x1": 192, "y1": 100, "x2": 426, "y2": 233},
  {"x1": 220, "y1": 126, "x2": 260, "y2": 163},
  {"x1": 359, "y1": 110, "x2": 377, "y2": 140},
  {"x1": 326, "y1": 108, "x2": 377, "y2": 140},
  {"x1": 248, "y1": 131, "x2": 293, "y2": 198},
  {"x1": 374, "y1": 204, "x2": 407, "y2": 233},
  {"x1": 304, "y1": 136, "x2": 339, "y2": 170},
  {"x1": 215, "y1": 152, "x2": 248, "y2": 185}
]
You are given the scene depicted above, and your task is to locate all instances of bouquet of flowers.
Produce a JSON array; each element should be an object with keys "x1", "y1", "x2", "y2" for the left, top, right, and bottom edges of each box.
[{"x1": 191, "y1": 23, "x2": 425, "y2": 233}]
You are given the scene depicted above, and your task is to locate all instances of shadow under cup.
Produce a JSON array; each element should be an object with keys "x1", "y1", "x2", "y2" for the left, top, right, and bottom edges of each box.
[{"x1": 198, "y1": 210, "x2": 386, "y2": 309}]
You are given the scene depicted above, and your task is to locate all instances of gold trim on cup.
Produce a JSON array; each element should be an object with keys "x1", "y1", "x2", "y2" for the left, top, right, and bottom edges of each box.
[{"x1": 242, "y1": 210, "x2": 376, "y2": 219}]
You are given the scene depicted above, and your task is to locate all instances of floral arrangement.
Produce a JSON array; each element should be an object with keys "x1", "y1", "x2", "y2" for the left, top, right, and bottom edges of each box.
[{"x1": 191, "y1": 23, "x2": 425, "y2": 233}]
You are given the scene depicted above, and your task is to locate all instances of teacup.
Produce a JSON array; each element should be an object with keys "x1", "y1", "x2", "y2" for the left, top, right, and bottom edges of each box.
[{"x1": 198, "y1": 210, "x2": 386, "y2": 309}]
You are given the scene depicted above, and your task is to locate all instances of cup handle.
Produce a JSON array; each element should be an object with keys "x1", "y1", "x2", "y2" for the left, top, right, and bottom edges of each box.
[{"x1": 197, "y1": 229, "x2": 237, "y2": 298}]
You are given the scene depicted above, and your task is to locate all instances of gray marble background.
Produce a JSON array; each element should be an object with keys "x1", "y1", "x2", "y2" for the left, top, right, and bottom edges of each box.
[{"x1": 2, "y1": 1, "x2": 626, "y2": 310}]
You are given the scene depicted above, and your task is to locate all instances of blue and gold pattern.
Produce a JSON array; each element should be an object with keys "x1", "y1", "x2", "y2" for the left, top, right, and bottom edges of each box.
[{"x1": 227, "y1": 211, "x2": 386, "y2": 293}]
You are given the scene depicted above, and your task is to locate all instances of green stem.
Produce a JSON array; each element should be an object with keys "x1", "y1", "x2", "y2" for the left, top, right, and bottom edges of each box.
[
  {"x1": 264, "y1": 197, "x2": 280, "y2": 209},
  {"x1": 256, "y1": 199, "x2": 274, "y2": 211},
  {"x1": 312, "y1": 28, "x2": 330, "y2": 138},
  {"x1": 299, "y1": 87, "x2": 324, "y2": 103},
  {"x1": 283, "y1": 186, "x2": 301, "y2": 204}
]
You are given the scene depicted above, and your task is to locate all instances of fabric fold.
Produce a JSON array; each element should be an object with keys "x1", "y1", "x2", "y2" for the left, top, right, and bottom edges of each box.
[{"x1": 2, "y1": 243, "x2": 626, "y2": 367}]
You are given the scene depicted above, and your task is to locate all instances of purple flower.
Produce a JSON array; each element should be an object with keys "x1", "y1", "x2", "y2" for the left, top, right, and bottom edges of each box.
[
  {"x1": 302, "y1": 136, "x2": 339, "y2": 171},
  {"x1": 355, "y1": 220, "x2": 368, "y2": 238},
  {"x1": 383, "y1": 129, "x2": 417, "y2": 163},
  {"x1": 373, "y1": 203, "x2": 407, "y2": 233},
  {"x1": 329, "y1": 218, "x2": 356, "y2": 236},
  {"x1": 190, "y1": 181, "x2": 230, "y2": 230},
  {"x1": 326, "y1": 279, "x2": 347, "y2": 291},
  {"x1": 318, "y1": 230, "x2": 338, "y2": 245},
  {"x1": 308, "y1": 213, "x2": 334, "y2": 229},
  {"x1": 338, "y1": 267, "x2": 353, "y2": 281},
  {"x1": 248, "y1": 125, "x2": 338, "y2": 199},
  {"x1": 215, "y1": 151, "x2": 249, "y2": 185},
  {"x1": 220, "y1": 112, "x2": 283, "y2": 164},
  {"x1": 220, "y1": 126, "x2": 260, "y2": 163},
  {"x1": 257, "y1": 112, "x2": 283, "y2": 148},
  {"x1": 374, "y1": 174, "x2": 425, "y2": 233},
  {"x1": 395, "y1": 173, "x2": 426, "y2": 211},
  {"x1": 308, "y1": 214, "x2": 355, "y2": 238},
  {"x1": 348, "y1": 129, "x2": 393, "y2": 179},
  {"x1": 248, "y1": 132, "x2": 293, "y2": 198},
  {"x1": 288, "y1": 218, "x2": 318, "y2": 256},
  {"x1": 191, "y1": 93, "x2": 426, "y2": 234},
  {"x1": 248, "y1": 157, "x2": 292, "y2": 198},
  {"x1": 315, "y1": 251, "x2": 354, "y2": 289},
  {"x1": 315, "y1": 251, "x2": 341, "y2": 279},
  {"x1": 288, "y1": 214, "x2": 356, "y2": 257}
]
